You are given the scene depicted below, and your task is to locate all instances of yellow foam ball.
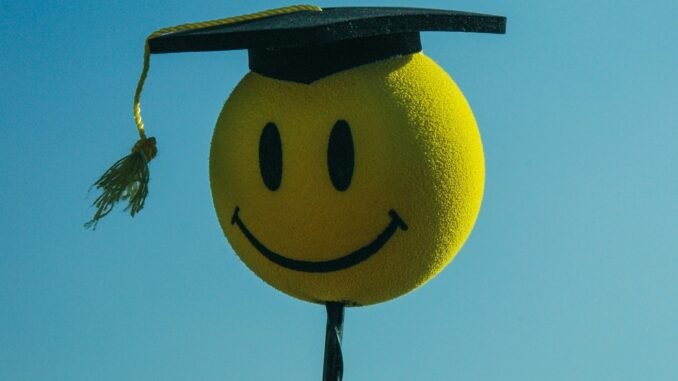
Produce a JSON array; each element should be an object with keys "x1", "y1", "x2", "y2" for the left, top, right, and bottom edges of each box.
[{"x1": 210, "y1": 52, "x2": 484, "y2": 306}]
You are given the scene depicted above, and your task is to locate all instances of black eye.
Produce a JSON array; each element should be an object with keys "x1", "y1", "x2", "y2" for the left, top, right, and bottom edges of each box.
[
  {"x1": 327, "y1": 120, "x2": 354, "y2": 191},
  {"x1": 259, "y1": 122, "x2": 282, "y2": 191}
]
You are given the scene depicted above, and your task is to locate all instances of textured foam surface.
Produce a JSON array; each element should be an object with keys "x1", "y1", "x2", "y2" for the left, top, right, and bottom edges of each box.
[{"x1": 210, "y1": 52, "x2": 484, "y2": 306}]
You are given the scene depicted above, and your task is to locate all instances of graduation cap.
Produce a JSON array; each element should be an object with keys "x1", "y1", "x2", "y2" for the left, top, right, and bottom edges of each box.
[
  {"x1": 148, "y1": 6, "x2": 506, "y2": 83},
  {"x1": 86, "y1": 4, "x2": 506, "y2": 228}
]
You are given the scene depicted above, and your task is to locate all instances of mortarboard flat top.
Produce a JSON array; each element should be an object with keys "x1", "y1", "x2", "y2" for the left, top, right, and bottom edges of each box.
[{"x1": 148, "y1": 7, "x2": 507, "y2": 83}]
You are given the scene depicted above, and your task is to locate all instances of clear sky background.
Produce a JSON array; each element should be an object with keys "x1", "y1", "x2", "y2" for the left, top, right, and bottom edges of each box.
[{"x1": 1, "y1": 1, "x2": 676, "y2": 380}]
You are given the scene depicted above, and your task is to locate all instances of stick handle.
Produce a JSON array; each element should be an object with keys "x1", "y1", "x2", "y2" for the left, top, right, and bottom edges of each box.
[{"x1": 322, "y1": 302, "x2": 345, "y2": 381}]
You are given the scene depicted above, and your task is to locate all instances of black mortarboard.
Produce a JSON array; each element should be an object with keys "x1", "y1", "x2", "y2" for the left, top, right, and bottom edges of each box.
[{"x1": 148, "y1": 7, "x2": 506, "y2": 83}]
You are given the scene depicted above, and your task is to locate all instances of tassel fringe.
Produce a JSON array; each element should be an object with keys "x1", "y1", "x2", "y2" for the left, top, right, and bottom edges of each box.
[{"x1": 85, "y1": 137, "x2": 157, "y2": 229}]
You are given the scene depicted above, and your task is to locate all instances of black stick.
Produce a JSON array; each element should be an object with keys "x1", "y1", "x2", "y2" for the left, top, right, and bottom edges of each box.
[{"x1": 322, "y1": 302, "x2": 345, "y2": 381}]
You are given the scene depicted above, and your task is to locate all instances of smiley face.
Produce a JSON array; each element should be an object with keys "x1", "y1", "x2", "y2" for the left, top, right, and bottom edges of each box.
[
  {"x1": 210, "y1": 52, "x2": 484, "y2": 306},
  {"x1": 231, "y1": 206, "x2": 408, "y2": 273}
]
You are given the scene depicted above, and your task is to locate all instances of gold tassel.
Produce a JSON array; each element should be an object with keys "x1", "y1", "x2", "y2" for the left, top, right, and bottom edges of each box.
[
  {"x1": 85, "y1": 5, "x2": 321, "y2": 229},
  {"x1": 85, "y1": 137, "x2": 157, "y2": 229}
]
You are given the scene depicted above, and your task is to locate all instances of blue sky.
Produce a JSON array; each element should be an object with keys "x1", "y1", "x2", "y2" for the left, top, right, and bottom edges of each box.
[{"x1": 1, "y1": 0, "x2": 676, "y2": 380}]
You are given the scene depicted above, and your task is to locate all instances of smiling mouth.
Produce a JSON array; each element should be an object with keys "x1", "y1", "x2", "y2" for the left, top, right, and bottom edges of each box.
[{"x1": 231, "y1": 207, "x2": 408, "y2": 273}]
